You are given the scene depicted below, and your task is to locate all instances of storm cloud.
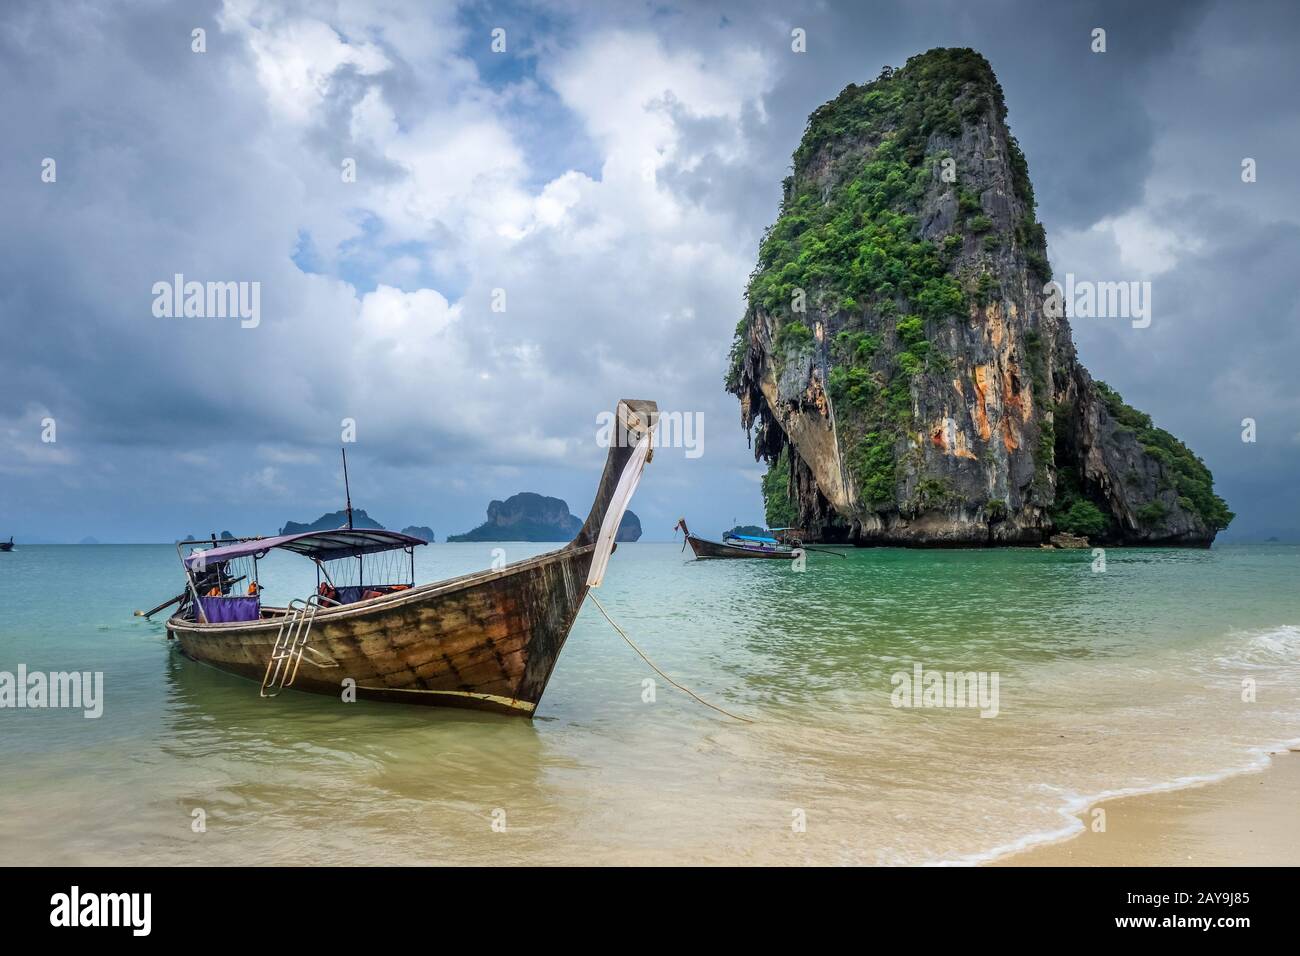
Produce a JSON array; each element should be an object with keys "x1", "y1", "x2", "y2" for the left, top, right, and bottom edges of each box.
[{"x1": 0, "y1": 0, "x2": 1296, "y2": 542}]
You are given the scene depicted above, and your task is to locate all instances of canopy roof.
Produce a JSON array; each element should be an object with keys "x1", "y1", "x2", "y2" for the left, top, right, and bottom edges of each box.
[
  {"x1": 183, "y1": 529, "x2": 426, "y2": 569},
  {"x1": 724, "y1": 533, "x2": 779, "y2": 544}
]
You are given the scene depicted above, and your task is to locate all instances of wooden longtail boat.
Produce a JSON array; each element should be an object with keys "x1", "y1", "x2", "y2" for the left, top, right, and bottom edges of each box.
[
  {"x1": 673, "y1": 518, "x2": 801, "y2": 560},
  {"x1": 0, "y1": 537, "x2": 12, "y2": 552},
  {"x1": 162, "y1": 399, "x2": 657, "y2": 716}
]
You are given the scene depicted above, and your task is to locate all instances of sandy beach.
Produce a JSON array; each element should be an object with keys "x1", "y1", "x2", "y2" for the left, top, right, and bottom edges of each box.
[{"x1": 997, "y1": 750, "x2": 1300, "y2": 866}]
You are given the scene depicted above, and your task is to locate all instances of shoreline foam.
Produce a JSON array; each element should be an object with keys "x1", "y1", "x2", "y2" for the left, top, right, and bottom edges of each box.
[{"x1": 981, "y1": 743, "x2": 1300, "y2": 867}]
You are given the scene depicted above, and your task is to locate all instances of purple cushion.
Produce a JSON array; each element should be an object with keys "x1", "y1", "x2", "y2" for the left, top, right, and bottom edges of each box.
[{"x1": 199, "y1": 596, "x2": 261, "y2": 623}]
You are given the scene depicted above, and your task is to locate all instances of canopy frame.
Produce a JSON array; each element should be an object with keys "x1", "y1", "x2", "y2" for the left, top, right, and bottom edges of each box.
[
  {"x1": 181, "y1": 529, "x2": 427, "y2": 569},
  {"x1": 176, "y1": 530, "x2": 427, "y2": 622}
]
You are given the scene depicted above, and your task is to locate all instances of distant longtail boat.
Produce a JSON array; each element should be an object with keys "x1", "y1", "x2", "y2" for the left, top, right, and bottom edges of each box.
[{"x1": 674, "y1": 518, "x2": 802, "y2": 560}]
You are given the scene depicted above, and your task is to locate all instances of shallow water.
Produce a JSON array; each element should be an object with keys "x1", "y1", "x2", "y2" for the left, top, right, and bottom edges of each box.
[{"x1": 1, "y1": 542, "x2": 1297, "y2": 865}]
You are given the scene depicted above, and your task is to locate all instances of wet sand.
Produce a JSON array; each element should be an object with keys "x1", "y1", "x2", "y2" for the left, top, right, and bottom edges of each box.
[{"x1": 996, "y1": 750, "x2": 1300, "y2": 866}]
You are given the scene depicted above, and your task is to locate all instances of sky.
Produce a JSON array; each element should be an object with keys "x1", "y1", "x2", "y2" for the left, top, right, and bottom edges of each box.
[{"x1": 1, "y1": 0, "x2": 1297, "y2": 543}]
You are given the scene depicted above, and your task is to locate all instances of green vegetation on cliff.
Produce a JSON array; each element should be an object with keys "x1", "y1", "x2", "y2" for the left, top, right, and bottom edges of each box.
[
  {"x1": 1055, "y1": 499, "x2": 1108, "y2": 537},
  {"x1": 739, "y1": 49, "x2": 1040, "y2": 339},
  {"x1": 746, "y1": 154, "x2": 964, "y2": 323},
  {"x1": 1094, "y1": 382, "x2": 1234, "y2": 532},
  {"x1": 731, "y1": 49, "x2": 1043, "y2": 509},
  {"x1": 791, "y1": 49, "x2": 999, "y2": 170},
  {"x1": 761, "y1": 448, "x2": 799, "y2": 527},
  {"x1": 1050, "y1": 462, "x2": 1111, "y2": 537},
  {"x1": 1049, "y1": 402, "x2": 1116, "y2": 537},
  {"x1": 850, "y1": 431, "x2": 897, "y2": 504},
  {"x1": 728, "y1": 47, "x2": 1228, "y2": 545}
]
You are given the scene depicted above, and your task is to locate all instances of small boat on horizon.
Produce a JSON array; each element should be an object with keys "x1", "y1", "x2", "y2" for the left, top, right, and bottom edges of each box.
[
  {"x1": 147, "y1": 399, "x2": 658, "y2": 716},
  {"x1": 0, "y1": 537, "x2": 13, "y2": 552},
  {"x1": 674, "y1": 518, "x2": 803, "y2": 560}
]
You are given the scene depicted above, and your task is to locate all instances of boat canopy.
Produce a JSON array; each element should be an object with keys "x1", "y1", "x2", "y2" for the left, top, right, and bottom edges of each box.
[
  {"x1": 725, "y1": 533, "x2": 780, "y2": 544},
  {"x1": 183, "y1": 529, "x2": 427, "y2": 569}
]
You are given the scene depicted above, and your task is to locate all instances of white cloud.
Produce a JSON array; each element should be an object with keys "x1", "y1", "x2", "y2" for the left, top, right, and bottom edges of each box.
[
  {"x1": 221, "y1": 3, "x2": 392, "y2": 123},
  {"x1": 546, "y1": 30, "x2": 769, "y2": 170},
  {"x1": 1052, "y1": 206, "x2": 1207, "y2": 281}
]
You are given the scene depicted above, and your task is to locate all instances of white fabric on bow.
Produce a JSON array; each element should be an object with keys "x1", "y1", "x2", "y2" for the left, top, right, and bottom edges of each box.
[{"x1": 585, "y1": 429, "x2": 652, "y2": 588}]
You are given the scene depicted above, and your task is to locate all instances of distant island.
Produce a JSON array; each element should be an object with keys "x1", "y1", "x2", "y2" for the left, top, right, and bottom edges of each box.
[
  {"x1": 275, "y1": 511, "x2": 433, "y2": 541},
  {"x1": 280, "y1": 509, "x2": 385, "y2": 534},
  {"x1": 175, "y1": 530, "x2": 237, "y2": 544},
  {"x1": 173, "y1": 513, "x2": 436, "y2": 543},
  {"x1": 449, "y1": 492, "x2": 641, "y2": 542}
]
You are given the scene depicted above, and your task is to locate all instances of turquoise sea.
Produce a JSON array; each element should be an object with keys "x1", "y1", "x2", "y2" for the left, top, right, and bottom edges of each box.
[{"x1": 1, "y1": 542, "x2": 1298, "y2": 865}]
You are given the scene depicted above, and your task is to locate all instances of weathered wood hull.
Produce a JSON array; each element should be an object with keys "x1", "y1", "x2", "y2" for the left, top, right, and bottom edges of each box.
[
  {"x1": 685, "y1": 535, "x2": 796, "y2": 560},
  {"x1": 165, "y1": 398, "x2": 657, "y2": 717},
  {"x1": 168, "y1": 545, "x2": 594, "y2": 715}
]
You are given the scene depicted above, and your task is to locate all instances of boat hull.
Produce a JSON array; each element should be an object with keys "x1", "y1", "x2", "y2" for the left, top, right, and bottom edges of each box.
[
  {"x1": 685, "y1": 535, "x2": 796, "y2": 560},
  {"x1": 168, "y1": 544, "x2": 594, "y2": 716}
]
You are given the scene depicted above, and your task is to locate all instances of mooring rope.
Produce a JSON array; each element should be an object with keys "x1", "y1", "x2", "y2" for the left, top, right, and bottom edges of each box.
[{"x1": 587, "y1": 592, "x2": 754, "y2": 724}]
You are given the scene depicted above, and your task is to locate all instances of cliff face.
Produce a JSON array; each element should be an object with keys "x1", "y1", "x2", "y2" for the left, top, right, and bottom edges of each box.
[{"x1": 728, "y1": 48, "x2": 1231, "y2": 547}]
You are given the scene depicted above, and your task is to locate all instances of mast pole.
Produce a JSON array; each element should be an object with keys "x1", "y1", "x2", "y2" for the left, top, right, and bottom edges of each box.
[{"x1": 342, "y1": 447, "x2": 353, "y2": 530}]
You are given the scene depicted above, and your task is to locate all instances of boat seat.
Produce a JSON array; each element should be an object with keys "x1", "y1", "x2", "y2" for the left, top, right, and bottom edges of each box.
[{"x1": 198, "y1": 596, "x2": 262, "y2": 623}]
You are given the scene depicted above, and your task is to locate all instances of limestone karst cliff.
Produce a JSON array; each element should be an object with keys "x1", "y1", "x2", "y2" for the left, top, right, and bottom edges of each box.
[{"x1": 728, "y1": 48, "x2": 1232, "y2": 546}]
